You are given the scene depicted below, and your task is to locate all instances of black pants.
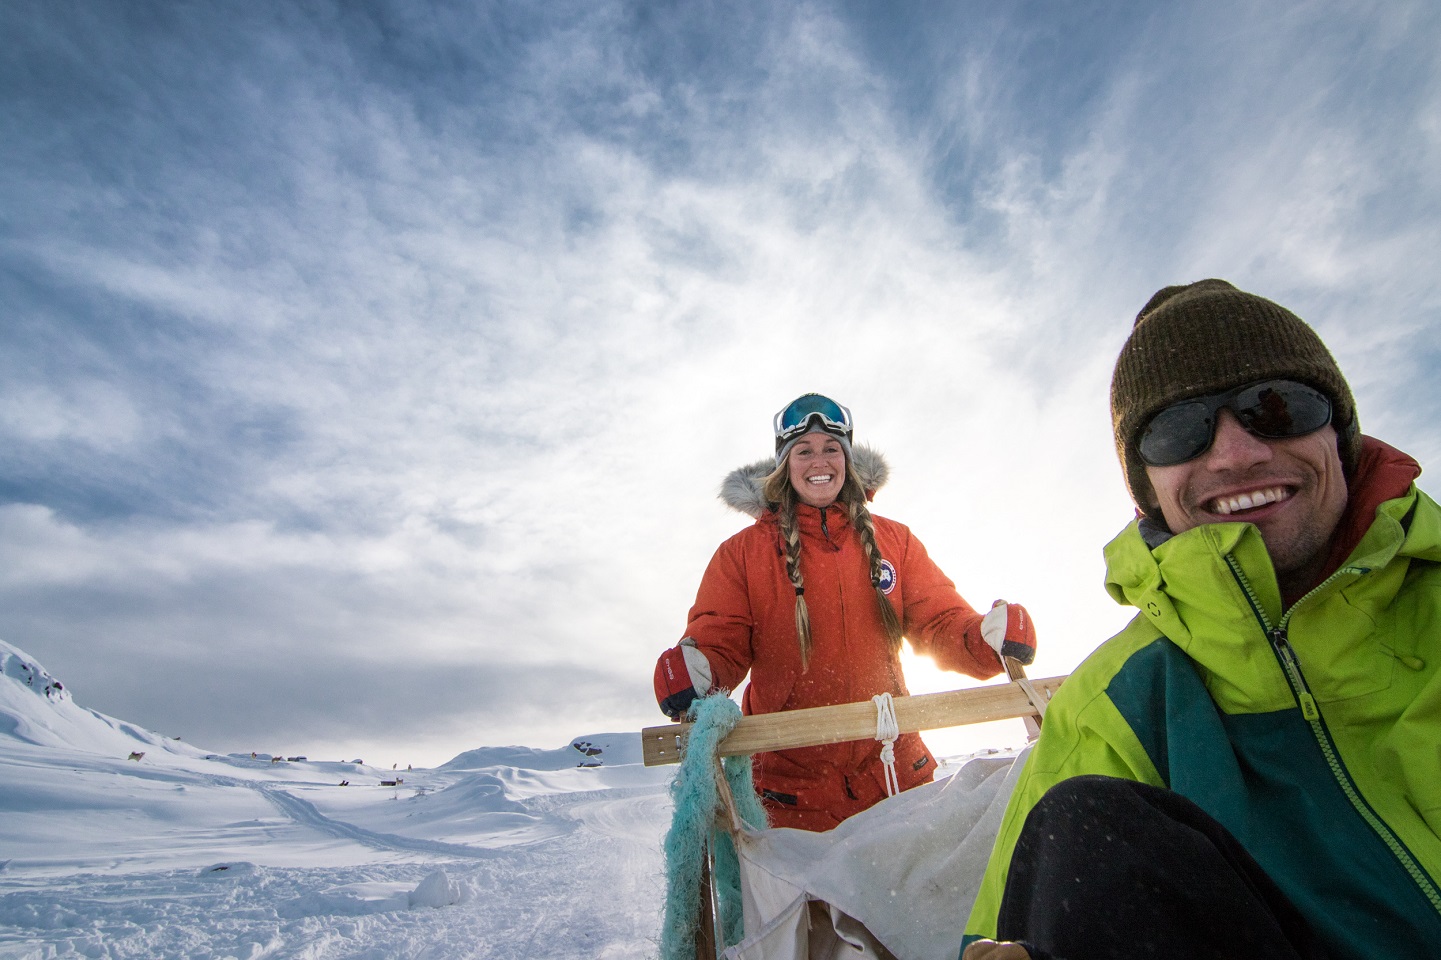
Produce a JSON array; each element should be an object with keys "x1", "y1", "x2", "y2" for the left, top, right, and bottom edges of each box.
[{"x1": 996, "y1": 776, "x2": 1332, "y2": 960}]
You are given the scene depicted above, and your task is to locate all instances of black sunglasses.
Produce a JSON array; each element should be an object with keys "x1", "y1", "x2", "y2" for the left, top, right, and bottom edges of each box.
[{"x1": 1138, "y1": 379, "x2": 1333, "y2": 467}]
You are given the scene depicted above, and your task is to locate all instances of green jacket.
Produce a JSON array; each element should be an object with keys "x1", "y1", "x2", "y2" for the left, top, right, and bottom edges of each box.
[{"x1": 964, "y1": 470, "x2": 1441, "y2": 957}]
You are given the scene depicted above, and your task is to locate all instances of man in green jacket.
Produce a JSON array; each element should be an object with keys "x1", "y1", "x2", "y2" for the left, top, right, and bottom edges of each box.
[{"x1": 963, "y1": 280, "x2": 1441, "y2": 960}]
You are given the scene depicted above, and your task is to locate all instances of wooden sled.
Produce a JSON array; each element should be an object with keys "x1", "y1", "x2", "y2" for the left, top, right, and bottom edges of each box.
[{"x1": 642, "y1": 658, "x2": 1063, "y2": 960}]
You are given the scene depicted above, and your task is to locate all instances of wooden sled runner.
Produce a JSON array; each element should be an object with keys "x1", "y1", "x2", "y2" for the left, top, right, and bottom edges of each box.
[{"x1": 642, "y1": 659, "x2": 1064, "y2": 960}]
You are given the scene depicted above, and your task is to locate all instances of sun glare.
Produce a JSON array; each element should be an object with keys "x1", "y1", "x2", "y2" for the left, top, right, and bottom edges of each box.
[{"x1": 897, "y1": 643, "x2": 1031, "y2": 762}]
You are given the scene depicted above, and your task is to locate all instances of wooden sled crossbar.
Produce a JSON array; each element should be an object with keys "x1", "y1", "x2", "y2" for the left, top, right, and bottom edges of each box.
[{"x1": 641, "y1": 672, "x2": 1064, "y2": 767}]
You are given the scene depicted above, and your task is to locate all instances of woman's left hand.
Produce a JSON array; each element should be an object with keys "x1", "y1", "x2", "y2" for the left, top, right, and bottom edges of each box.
[{"x1": 981, "y1": 600, "x2": 1036, "y2": 665}]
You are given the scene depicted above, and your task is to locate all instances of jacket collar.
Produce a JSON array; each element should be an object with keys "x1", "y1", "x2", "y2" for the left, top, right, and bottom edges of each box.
[
  {"x1": 1316, "y1": 436, "x2": 1422, "y2": 583},
  {"x1": 1115, "y1": 436, "x2": 1426, "y2": 601},
  {"x1": 1103, "y1": 436, "x2": 1435, "y2": 709}
]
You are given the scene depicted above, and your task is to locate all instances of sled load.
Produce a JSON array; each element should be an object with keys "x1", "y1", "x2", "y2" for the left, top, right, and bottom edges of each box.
[{"x1": 642, "y1": 659, "x2": 1063, "y2": 960}]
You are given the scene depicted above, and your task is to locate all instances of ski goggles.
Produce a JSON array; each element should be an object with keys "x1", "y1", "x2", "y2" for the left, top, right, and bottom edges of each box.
[
  {"x1": 1137, "y1": 379, "x2": 1333, "y2": 467},
  {"x1": 773, "y1": 393, "x2": 853, "y2": 454}
]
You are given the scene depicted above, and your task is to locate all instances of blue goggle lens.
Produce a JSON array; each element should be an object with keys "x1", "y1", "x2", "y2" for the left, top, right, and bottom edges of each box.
[{"x1": 773, "y1": 394, "x2": 853, "y2": 452}]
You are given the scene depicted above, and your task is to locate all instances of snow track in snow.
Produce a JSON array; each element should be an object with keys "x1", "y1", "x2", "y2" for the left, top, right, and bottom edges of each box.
[
  {"x1": 254, "y1": 785, "x2": 509, "y2": 860},
  {"x1": 563, "y1": 787, "x2": 673, "y2": 844}
]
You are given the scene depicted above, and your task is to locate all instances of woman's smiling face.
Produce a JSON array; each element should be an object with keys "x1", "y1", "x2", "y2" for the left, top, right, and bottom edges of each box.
[{"x1": 787, "y1": 431, "x2": 847, "y2": 508}]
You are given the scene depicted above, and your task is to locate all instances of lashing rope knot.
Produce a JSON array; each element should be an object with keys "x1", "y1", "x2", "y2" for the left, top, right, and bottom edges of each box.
[{"x1": 872, "y1": 692, "x2": 900, "y2": 797}]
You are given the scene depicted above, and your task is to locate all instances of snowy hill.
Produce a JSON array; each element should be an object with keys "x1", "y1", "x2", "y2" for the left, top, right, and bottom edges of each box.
[
  {"x1": 0, "y1": 638, "x2": 674, "y2": 958},
  {"x1": 0, "y1": 640, "x2": 209, "y2": 760},
  {"x1": 441, "y1": 732, "x2": 644, "y2": 771}
]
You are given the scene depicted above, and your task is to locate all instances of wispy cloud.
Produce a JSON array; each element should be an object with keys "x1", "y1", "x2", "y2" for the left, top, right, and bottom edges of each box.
[{"x1": 2, "y1": 0, "x2": 1437, "y2": 764}]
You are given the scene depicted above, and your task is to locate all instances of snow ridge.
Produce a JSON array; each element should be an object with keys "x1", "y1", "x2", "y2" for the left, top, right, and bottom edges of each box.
[{"x1": 0, "y1": 638, "x2": 202, "y2": 758}]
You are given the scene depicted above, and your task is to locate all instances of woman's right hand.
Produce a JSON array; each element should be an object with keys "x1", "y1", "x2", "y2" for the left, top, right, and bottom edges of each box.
[{"x1": 653, "y1": 638, "x2": 714, "y2": 720}]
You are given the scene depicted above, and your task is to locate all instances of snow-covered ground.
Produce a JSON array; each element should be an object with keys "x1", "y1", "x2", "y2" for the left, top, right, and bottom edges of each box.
[
  {"x1": 0, "y1": 638, "x2": 1004, "y2": 959},
  {"x1": 0, "y1": 638, "x2": 674, "y2": 958}
]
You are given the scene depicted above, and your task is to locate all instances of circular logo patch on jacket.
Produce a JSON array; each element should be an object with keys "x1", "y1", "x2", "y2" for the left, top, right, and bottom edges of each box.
[{"x1": 877, "y1": 559, "x2": 897, "y2": 595}]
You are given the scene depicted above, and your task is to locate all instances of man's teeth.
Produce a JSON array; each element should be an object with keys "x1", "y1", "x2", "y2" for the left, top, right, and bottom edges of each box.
[{"x1": 1210, "y1": 486, "x2": 1289, "y2": 515}]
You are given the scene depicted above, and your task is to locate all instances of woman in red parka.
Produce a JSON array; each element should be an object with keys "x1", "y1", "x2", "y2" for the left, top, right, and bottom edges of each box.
[{"x1": 653, "y1": 393, "x2": 1038, "y2": 831}]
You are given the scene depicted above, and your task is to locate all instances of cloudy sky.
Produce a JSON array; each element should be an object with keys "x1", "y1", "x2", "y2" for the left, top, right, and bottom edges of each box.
[{"x1": 3, "y1": 1, "x2": 1438, "y2": 767}]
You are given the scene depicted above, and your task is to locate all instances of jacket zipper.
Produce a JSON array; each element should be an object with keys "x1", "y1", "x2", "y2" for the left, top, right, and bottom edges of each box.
[{"x1": 1222, "y1": 555, "x2": 1441, "y2": 916}]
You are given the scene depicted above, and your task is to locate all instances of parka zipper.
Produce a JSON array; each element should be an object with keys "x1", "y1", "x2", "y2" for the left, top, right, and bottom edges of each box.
[
  {"x1": 818, "y1": 507, "x2": 841, "y2": 544},
  {"x1": 1222, "y1": 555, "x2": 1441, "y2": 916}
]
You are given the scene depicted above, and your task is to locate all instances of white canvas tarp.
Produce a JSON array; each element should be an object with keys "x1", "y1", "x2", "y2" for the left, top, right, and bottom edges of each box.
[{"x1": 722, "y1": 750, "x2": 1026, "y2": 960}]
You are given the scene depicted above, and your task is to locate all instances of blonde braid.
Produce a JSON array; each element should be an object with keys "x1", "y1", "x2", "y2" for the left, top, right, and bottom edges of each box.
[
  {"x1": 778, "y1": 493, "x2": 814, "y2": 669},
  {"x1": 762, "y1": 463, "x2": 814, "y2": 669},
  {"x1": 845, "y1": 469, "x2": 905, "y2": 652}
]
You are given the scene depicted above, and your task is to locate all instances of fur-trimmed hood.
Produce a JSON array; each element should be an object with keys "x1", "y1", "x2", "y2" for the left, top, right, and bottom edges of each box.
[{"x1": 718, "y1": 444, "x2": 890, "y2": 519}]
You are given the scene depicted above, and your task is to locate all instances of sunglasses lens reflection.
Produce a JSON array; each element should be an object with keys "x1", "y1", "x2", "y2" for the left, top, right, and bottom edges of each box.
[
  {"x1": 1139, "y1": 401, "x2": 1214, "y2": 466},
  {"x1": 1237, "y1": 383, "x2": 1331, "y2": 439},
  {"x1": 1138, "y1": 380, "x2": 1332, "y2": 467}
]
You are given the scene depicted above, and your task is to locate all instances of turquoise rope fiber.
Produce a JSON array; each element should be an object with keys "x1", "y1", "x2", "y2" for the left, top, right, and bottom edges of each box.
[{"x1": 659, "y1": 695, "x2": 769, "y2": 960}]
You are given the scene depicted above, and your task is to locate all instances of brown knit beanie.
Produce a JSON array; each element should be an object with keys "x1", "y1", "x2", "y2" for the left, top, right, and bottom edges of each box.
[{"x1": 1111, "y1": 279, "x2": 1360, "y2": 519}]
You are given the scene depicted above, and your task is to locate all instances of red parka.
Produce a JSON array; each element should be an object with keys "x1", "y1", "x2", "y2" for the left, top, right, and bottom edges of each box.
[{"x1": 673, "y1": 452, "x2": 1005, "y2": 830}]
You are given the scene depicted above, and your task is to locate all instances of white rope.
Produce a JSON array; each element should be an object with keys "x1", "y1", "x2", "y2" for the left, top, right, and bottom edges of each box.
[{"x1": 872, "y1": 692, "x2": 900, "y2": 797}]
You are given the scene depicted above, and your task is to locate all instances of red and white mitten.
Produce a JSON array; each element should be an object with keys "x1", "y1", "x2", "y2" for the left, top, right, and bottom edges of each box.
[
  {"x1": 653, "y1": 638, "x2": 714, "y2": 720},
  {"x1": 981, "y1": 600, "x2": 1036, "y2": 665}
]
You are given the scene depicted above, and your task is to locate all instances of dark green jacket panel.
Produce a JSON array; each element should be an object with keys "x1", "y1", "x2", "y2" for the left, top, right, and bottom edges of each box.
[{"x1": 1108, "y1": 636, "x2": 1441, "y2": 957}]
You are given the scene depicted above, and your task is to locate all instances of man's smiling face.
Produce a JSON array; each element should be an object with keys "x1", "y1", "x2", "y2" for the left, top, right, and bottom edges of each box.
[{"x1": 1145, "y1": 409, "x2": 1348, "y2": 592}]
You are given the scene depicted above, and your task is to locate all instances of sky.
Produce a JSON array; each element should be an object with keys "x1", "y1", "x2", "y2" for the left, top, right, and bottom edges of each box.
[{"x1": 2, "y1": 0, "x2": 1439, "y2": 767}]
